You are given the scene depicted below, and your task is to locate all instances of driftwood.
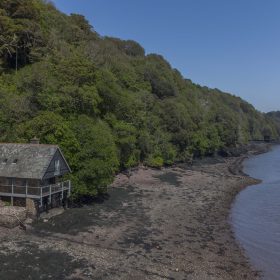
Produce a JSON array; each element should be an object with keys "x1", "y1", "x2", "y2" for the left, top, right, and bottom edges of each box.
[{"x1": 11, "y1": 208, "x2": 27, "y2": 230}]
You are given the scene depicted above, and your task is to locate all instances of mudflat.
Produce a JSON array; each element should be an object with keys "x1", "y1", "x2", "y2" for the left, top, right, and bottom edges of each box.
[{"x1": 0, "y1": 157, "x2": 261, "y2": 280}]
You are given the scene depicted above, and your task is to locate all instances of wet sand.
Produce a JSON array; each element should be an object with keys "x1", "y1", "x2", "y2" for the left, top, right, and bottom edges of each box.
[{"x1": 0, "y1": 153, "x2": 265, "y2": 279}]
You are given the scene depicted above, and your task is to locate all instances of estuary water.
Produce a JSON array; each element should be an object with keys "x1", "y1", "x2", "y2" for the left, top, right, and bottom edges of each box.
[{"x1": 231, "y1": 145, "x2": 280, "y2": 280}]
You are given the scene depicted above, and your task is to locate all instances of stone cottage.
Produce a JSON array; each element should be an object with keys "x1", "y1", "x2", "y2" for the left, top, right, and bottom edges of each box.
[{"x1": 0, "y1": 139, "x2": 71, "y2": 214}]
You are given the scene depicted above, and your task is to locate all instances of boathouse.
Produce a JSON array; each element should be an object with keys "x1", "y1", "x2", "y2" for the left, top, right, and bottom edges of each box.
[{"x1": 0, "y1": 139, "x2": 71, "y2": 213}]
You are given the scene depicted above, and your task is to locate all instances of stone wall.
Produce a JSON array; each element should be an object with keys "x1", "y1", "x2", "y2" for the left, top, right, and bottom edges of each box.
[
  {"x1": 0, "y1": 207, "x2": 27, "y2": 228},
  {"x1": 26, "y1": 198, "x2": 39, "y2": 218}
]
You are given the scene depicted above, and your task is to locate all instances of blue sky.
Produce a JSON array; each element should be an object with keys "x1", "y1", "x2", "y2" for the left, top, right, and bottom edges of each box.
[{"x1": 52, "y1": 0, "x2": 280, "y2": 112}]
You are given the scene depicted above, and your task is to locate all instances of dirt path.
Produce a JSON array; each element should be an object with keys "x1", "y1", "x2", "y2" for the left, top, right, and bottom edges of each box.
[{"x1": 0, "y1": 158, "x2": 260, "y2": 280}]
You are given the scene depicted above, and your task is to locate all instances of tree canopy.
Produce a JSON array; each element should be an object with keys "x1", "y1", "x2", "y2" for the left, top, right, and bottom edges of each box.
[{"x1": 0, "y1": 0, "x2": 278, "y2": 198}]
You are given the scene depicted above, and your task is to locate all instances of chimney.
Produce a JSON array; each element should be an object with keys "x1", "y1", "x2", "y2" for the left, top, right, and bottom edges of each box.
[{"x1": 30, "y1": 137, "x2": 40, "y2": 144}]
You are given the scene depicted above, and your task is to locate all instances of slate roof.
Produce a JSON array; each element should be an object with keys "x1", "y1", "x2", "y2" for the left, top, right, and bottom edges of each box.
[{"x1": 0, "y1": 143, "x2": 60, "y2": 179}]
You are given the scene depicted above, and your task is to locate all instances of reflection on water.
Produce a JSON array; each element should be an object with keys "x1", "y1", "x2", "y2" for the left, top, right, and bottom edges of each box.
[{"x1": 231, "y1": 145, "x2": 280, "y2": 280}]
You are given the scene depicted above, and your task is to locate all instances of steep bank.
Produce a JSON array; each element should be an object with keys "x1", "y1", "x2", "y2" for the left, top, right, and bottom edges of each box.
[
  {"x1": 1, "y1": 0, "x2": 280, "y2": 198},
  {"x1": 0, "y1": 149, "x2": 265, "y2": 279}
]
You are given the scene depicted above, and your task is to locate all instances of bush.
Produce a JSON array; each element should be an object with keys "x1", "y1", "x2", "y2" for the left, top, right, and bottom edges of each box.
[{"x1": 146, "y1": 155, "x2": 164, "y2": 169}]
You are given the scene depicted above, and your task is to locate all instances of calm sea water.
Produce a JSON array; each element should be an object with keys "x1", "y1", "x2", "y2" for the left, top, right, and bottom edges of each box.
[{"x1": 231, "y1": 145, "x2": 280, "y2": 280}]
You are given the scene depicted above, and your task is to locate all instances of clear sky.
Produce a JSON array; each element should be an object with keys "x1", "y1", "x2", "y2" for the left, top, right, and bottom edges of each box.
[{"x1": 52, "y1": 0, "x2": 280, "y2": 112}]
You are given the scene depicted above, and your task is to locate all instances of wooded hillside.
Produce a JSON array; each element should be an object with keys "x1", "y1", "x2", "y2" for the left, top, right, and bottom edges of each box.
[{"x1": 0, "y1": 0, "x2": 278, "y2": 198}]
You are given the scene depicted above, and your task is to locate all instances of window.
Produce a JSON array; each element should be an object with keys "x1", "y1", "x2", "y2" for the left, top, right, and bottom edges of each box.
[{"x1": 54, "y1": 159, "x2": 60, "y2": 175}]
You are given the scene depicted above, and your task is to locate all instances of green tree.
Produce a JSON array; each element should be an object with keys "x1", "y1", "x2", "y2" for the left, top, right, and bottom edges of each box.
[{"x1": 71, "y1": 116, "x2": 119, "y2": 197}]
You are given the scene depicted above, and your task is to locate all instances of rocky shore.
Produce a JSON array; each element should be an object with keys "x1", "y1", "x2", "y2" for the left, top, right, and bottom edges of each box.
[{"x1": 0, "y1": 145, "x2": 269, "y2": 279}]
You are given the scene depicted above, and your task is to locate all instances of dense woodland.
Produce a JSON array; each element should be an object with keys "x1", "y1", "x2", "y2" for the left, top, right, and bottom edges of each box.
[{"x1": 0, "y1": 0, "x2": 279, "y2": 198}]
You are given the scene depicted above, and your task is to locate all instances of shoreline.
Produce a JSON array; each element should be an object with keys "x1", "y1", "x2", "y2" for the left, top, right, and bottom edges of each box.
[{"x1": 0, "y1": 144, "x2": 271, "y2": 279}]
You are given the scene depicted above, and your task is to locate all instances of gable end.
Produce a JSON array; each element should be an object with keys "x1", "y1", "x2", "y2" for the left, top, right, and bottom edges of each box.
[{"x1": 42, "y1": 148, "x2": 71, "y2": 180}]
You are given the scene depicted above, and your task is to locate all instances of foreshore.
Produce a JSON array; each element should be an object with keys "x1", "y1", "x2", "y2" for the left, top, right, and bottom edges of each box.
[{"x1": 0, "y1": 144, "x2": 270, "y2": 279}]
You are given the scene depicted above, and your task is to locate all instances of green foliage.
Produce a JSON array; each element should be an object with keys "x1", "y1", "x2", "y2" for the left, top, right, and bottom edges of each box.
[
  {"x1": 144, "y1": 55, "x2": 179, "y2": 98},
  {"x1": 15, "y1": 112, "x2": 80, "y2": 169},
  {"x1": 146, "y1": 155, "x2": 164, "y2": 169},
  {"x1": 0, "y1": 0, "x2": 45, "y2": 71},
  {"x1": 188, "y1": 125, "x2": 221, "y2": 157},
  {"x1": 70, "y1": 116, "x2": 119, "y2": 197},
  {"x1": 112, "y1": 120, "x2": 138, "y2": 169},
  {"x1": 69, "y1": 13, "x2": 93, "y2": 36},
  {"x1": 0, "y1": 0, "x2": 279, "y2": 198},
  {"x1": 106, "y1": 37, "x2": 145, "y2": 57}
]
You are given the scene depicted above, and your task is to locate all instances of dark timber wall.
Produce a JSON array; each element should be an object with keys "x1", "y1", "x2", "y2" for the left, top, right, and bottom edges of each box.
[{"x1": 43, "y1": 149, "x2": 70, "y2": 180}]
